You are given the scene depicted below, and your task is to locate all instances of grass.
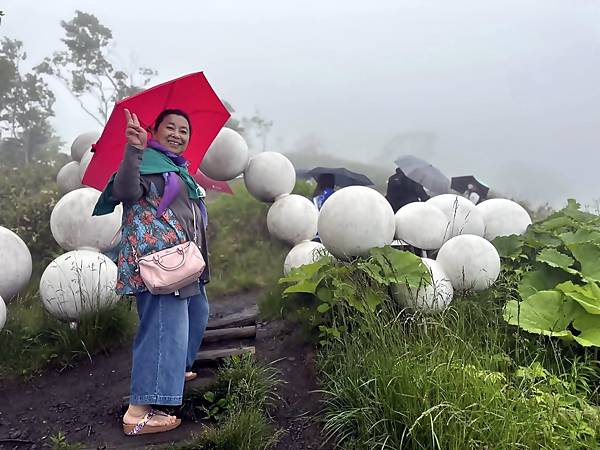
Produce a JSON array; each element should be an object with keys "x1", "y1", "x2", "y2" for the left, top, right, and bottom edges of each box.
[
  {"x1": 317, "y1": 292, "x2": 600, "y2": 449},
  {"x1": 159, "y1": 354, "x2": 282, "y2": 450},
  {"x1": 205, "y1": 180, "x2": 311, "y2": 298},
  {"x1": 0, "y1": 291, "x2": 137, "y2": 379}
]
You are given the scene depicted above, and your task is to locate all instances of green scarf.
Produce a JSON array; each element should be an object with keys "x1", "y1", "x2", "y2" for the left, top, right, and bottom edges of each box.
[{"x1": 92, "y1": 148, "x2": 205, "y2": 216}]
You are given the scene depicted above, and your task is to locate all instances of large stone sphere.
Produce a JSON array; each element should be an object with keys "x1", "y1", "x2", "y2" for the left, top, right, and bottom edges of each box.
[
  {"x1": 318, "y1": 186, "x2": 395, "y2": 259},
  {"x1": 0, "y1": 227, "x2": 32, "y2": 301},
  {"x1": 50, "y1": 188, "x2": 122, "y2": 252},
  {"x1": 40, "y1": 250, "x2": 118, "y2": 321},
  {"x1": 436, "y1": 235, "x2": 501, "y2": 291},
  {"x1": 267, "y1": 195, "x2": 318, "y2": 245},
  {"x1": 284, "y1": 241, "x2": 330, "y2": 275},
  {"x1": 78, "y1": 150, "x2": 94, "y2": 183},
  {"x1": 393, "y1": 258, "x2": 453, "y2": 313},
  {"x1": 0, "y1": 296, "x2": 6, "y2": 331},
  {"x1": 426, "y1": 194, "x2": 485, "y2": 240},
  {"x1": 244, "y1": 152, "x2": 296, "y2": 202},
  {"x1": 71, "y1": 131, "x2": 101, "y2": 162},
  {"x1": 57, "y1": 161, "x2": 83, "y2": 195},
  {"x1": 395, "y1": 202, "x2": 449, "y2": 250},
  {"x1": 476, "y1": 198, "x2": 532, "y2": 241},
  {"x1": 200, "y1": 127, "x2": 249, "y2": 181}
]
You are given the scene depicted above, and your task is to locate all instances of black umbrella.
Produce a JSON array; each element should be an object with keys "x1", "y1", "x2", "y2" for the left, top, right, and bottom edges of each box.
[
  {"x1": 394, "y1": 155, "x2": 450, "y2": 195},
  {"x1": 299, "y1": 167, "x2": 374, "y2": 188},
  {"x1": 451, "y1": 175, "x2": 490, "y2": 197}
]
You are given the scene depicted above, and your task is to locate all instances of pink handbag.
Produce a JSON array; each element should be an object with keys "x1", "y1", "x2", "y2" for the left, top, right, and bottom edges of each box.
[{"x1": 133, "y1": 205, "x2": 206, "y2": 295}]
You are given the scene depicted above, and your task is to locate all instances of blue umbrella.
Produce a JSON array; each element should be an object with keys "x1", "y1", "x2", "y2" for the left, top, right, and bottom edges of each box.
[
  {"x1": 394, "y1": 155, "x2": 450, "y2": 195},
  {"x1": 299, "y1": 167, "x2": 374, "y2": 188}
]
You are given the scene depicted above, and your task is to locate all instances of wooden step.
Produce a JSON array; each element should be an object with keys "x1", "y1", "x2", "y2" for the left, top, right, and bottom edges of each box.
[
  {"x1": 203, "y1": 326, "x2": 256, "y2": 343},
  {"x1": 206, "y1": 307, "x2": 258, "y2": 330},
  {"x1": 196, "y1": 346, "x2": 255, "y2": 363}
]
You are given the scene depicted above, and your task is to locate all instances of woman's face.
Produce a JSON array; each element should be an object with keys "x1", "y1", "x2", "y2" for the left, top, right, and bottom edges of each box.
[{"x1": 154, "y1": 114, "x2": 190, "y2": 154}]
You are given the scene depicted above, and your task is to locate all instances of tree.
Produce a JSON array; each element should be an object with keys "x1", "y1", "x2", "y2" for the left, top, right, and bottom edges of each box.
[
  {"x1": 36, "y1": 10, "x2": 156, "y2": 126},
  {"x1": 0, "y1": 38, "x2": 58, "y2": 167},
  {"x1": 242, "y1": 110, "x2": 273, "y2": 152}
]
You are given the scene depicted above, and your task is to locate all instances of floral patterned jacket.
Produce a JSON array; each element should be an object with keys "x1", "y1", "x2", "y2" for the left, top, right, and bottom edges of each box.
[{"x1": 115, "y1": 182, "x2": 192, "y2": 295}]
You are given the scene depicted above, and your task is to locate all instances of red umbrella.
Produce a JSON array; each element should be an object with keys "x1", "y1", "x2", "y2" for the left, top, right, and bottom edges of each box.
[
  {"x1": 192, "y1": 170, "x2": 234, "y2": 195},
  {"x1": 81, "y1": 72, "x2": 230, "y2": 191}
]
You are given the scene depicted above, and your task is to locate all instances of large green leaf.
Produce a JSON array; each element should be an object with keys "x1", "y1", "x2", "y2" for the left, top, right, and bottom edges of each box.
[
  {"x1": 556, "y1": 281, "x2": 600, "y2": 315},
  {"x1": 572, "y1": 314, "x2": 600, "y2": 347},
  {"x1": 518, "y1": 264, "x2": 574, "y2": 300},
  {"x1": 538, "y1": 215, "x2": 575, "y2": 232},
  {"x1": 367, "y1": 247, "x2": 429, "y2": 288},
  {"x1": 503, "y1": 290, "x2": 581, "y2": 338},
  {"x1": 524, "y1": 230, "x2": 563, "y2": 249},
  {"x1": 559, "y1": 229, "x2": 600, "y2": 245},
  {"x1": 493, "y1": 235, "x2": 524, "y2": 259},
  {"x1": 279, "y1": 257, "x2": 331, "y2": 295},
  {"x1": 537, "y1": 248, "x2": 575, "y2": 272},
  {"x1": 567, "y1": 243, "x2": 600, "y2": 282}
]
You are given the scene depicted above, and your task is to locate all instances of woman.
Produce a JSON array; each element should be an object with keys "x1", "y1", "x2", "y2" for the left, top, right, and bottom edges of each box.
[
  {"x1": 94, "y1": 108, "x2": 210, "y2": 435},
  {"x1": 312, "y1": 173, "x2": 335, "y2": 210}
]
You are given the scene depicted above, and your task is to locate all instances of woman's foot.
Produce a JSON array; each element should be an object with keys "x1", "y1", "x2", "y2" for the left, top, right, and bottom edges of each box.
[
  {"x1": 123, "y1": 405, "x2": 178, "y2": 428},
  {"x1": 184, "y1": 371, "x2": 197, "y2": 382}
]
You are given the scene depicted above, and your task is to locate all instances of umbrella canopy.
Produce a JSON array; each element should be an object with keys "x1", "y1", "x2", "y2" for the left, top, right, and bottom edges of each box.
[
  {"x1": 82, "y1": 72, "x2": 230, "y2": 191},
  {"x1": 192, "y1": 170, "x2": 233, "y2": 195},
  {"x1": 394, "y1": 155, "x2": 450, "y2": 195},
  {"x1": 451, "y1": 175, "x2": 489, "y2": 197},
  {"x1": 300, "y1": 167, "x2": 374, "y2": 188}
]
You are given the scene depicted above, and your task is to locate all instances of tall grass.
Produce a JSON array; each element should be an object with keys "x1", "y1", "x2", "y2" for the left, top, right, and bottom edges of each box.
[
  {"x1": 318, "y1": 294, "x2": 600, "y2": 449},
  {"x1": 206, "y1": 180, "x2": 311, "y2": 297},
  {"x1": 163, "y1": 354, "x2": 282, "y2": 450},
  {"x1": 0, "y1": 292, "x2": 137, "y2": 379}
]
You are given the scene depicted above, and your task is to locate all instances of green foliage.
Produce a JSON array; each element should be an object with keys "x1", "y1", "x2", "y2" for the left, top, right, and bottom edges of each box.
[
  {"x1": 162, "y1": 410, "x2": 280, "y2": 450},
  {"x1": 495, "y1": 199, "x2": 600, "y2": 347},
  {"x1": 0, "y1": 37, "x2": 59, "y2": 167},
  {"x1": 180, "y1": 353, "x2": 281, "y2": 422},
  {"x1": 206, "y1": 181, "x2": 295, "y2": 297},
  {"x1": 279, "y1": 246, "x2": 428, "y2": 343},
  {"x1": 0, "y1": 293, "x2": 137, "y2": 379},
  {"x1": 36, "y1": 10, "x2": 156, "y2": 125},
  {"x1": 164, "y1": 355, "x2": 281, "y2": 450},
  {"x1": 49, "y1": 432, "x2": 83, "y2": 450},
  {"x1": 318, "y1": 295, "x2": 600, "y2": 449},
  {"x1": 0, "y1": 161, "x2": 67, "y2": 275}
]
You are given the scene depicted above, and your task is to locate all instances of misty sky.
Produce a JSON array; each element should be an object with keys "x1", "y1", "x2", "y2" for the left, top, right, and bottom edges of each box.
[{"x1": 3, "y1": 0, "x2": 600, "y2": 207}]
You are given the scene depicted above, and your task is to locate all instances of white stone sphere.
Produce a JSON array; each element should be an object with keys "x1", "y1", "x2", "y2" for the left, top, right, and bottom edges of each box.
[
  {"x1": 71, "y1": 131, "x2": 101, "y2": 162},
  {"x1": 244, "y1": 152, "x2": 296, "y2": 202},
  {"x1": 40, "y1": 250, "x2": 118, "y2": 321},
  {"x1": 57, "y1": 161, "x2": 83, "y2": 195},
  {"x1": 395, "y1": 202, "x2": 449, "y2": 250},
  {"x1": 436, "y1": 235, "x2": 501, "y2": 292},
  {"x1": 200, "y1": 128, "x2": 249, "y2": 181},
  {"x1": 318, "y1": 186, "x2": 395, "y2": 259},
  {"x1": 0, "y1": 227, "x2": 32, "y2": 301},
  {"x1": 50, "y1": 188, "x2": 122, "y2": 252},
  {"x1": 283, "y1": 241, "x2": 330, "y2": 275},
  {"x1": 79, "y1": 150, "x2": 94, "y2": 183},
  {"x1": 0, "y1": 296, "x2": 6, "y2": 331},
  {"x1": 393, "y1": 258, "x2": 453, "y2": 313},
  {"x1": 476, "y1": 198, "x2": 532, "y2": 241},
  {"x1": 267, "y1": 195, "x2": 319, "y2": 245},
  {"x1": 426, "y1": 194, "x2": 485, "y2": 240}
]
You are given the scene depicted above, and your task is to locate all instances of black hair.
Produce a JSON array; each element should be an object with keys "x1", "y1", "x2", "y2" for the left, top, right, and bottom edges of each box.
[{"x1": 153, "y1": 109, "x2": 192, "y2": 136}]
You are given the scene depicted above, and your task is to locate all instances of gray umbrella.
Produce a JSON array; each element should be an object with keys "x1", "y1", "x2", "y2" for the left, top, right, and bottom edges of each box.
[{"x1": 394, "y1": 155, "x2": 450, "y2": 195}]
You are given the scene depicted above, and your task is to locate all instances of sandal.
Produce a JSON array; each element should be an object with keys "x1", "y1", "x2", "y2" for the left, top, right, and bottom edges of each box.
[
  {"x1": 185, "y1": 371, "x2": 197, "y2": 382},
  {"x1": 123, "y1": 408, "x2": 181, "y2": 436}
]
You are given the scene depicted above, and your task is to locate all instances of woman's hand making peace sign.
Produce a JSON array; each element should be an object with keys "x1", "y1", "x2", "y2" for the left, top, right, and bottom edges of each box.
[{"x1": 124, "y1": 109, "x2": 148, "y2": 150}]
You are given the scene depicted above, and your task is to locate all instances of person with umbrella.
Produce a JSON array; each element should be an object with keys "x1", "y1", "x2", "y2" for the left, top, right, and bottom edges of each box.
[
  {"x1": 451, "y1": 175, "x2": 489, "y2": 205},
  {"x1": 385, "y1": 167, "x2": 430, "y2": 212},
  {"x1": 93, "y1": 109, "x2": 210, "y2": 435},
  {"x1": 312, "y1": 173, "x2": 336, "y2": 209}
]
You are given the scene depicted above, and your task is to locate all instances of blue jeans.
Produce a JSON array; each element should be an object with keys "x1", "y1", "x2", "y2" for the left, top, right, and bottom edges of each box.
[{"x1": 129, "y1": 286, "x2": 209, "y2": 406}]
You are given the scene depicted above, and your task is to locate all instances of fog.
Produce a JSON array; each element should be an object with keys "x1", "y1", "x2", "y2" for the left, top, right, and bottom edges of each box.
[{"x1": 3, "y1": 0, "x2": 600, "y2": 207}]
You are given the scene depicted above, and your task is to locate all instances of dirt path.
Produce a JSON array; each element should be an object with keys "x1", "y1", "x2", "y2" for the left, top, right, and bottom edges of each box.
[{"x1": 0, "y1": 291, "x2": 326, "y2": 450}]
